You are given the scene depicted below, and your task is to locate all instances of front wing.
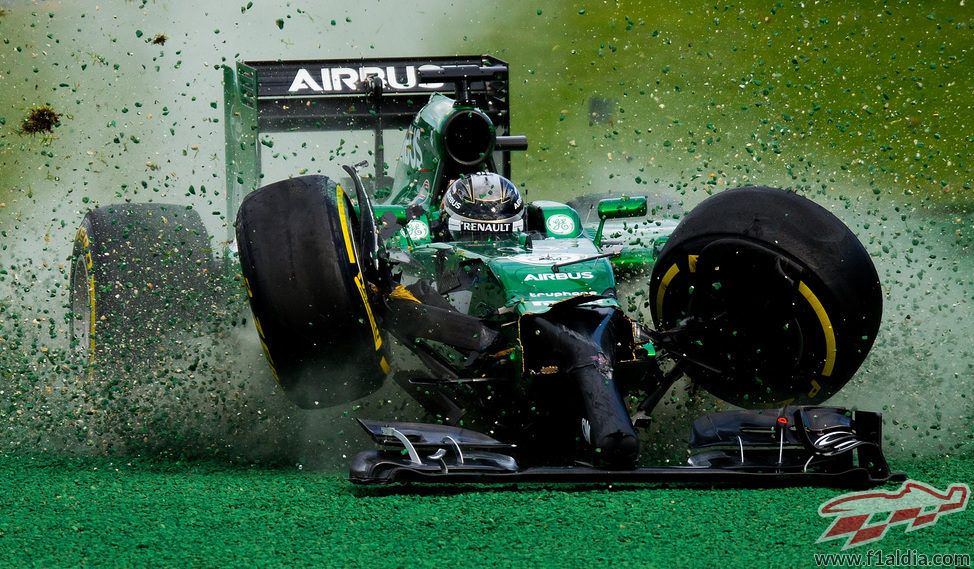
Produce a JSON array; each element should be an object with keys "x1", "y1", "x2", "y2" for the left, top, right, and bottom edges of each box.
[{"x1": 349, "y1": 408, "x2": 905, "y2": 488}]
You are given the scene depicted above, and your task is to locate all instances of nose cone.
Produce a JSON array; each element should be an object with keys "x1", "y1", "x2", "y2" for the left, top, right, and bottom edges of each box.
[{"x1": 595, "y1": 430, "x2": 639, "y2": 468}]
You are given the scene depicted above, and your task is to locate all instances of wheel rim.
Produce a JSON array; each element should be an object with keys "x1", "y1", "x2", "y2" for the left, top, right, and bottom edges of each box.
[{"x1": 655, "y1": 238, "x2": 834, "y2": 405}]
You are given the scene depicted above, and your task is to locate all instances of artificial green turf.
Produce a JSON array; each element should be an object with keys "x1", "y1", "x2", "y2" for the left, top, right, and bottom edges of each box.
[{"x1": 0, "y1": 454, "x2": 970, "y2": 568}]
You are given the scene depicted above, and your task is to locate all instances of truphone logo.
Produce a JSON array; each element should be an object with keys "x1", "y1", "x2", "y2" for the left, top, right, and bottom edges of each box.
[{"x1": 816, "y1": 480, "x2": 969, "y2": 550}]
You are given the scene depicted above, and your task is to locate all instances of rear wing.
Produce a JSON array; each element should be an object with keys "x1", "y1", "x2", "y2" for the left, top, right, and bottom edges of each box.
[{"x1": 222, "y1": 55, "x2": 510, "y2": 233}]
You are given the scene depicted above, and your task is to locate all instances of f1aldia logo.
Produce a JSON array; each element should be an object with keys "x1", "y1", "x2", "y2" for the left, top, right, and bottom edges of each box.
[{"x1": 816, "y1": 480, "x2": 969, "y2": 550}]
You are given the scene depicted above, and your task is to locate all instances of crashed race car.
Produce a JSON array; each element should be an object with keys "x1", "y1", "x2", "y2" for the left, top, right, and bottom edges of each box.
[{"x1": 72, "y1": 55, "x2": 903, "y2": 486}]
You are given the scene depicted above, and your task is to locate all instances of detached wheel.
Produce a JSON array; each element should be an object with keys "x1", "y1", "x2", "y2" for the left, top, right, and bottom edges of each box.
[
  {"x1": 70, "y1": 203, "x2": 214, "y2": 371},
  {"x1": 649, "y1": 187, "x2": 882, "y2": 406},
  {"x1": 235, "y1": 175, "x2": 388, "y2": 409}
]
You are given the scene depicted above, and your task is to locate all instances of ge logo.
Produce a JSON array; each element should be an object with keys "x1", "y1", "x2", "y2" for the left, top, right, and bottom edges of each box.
[
  {"x1": 406, "y1": 219, "x2": 430, "y2": 240},
  {"x1": 545, "y1": 214, "x2": 576, "y2": 236}
]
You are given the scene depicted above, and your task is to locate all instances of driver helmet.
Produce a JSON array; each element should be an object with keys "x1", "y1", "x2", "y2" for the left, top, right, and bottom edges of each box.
[{"x1": 442, "y1": 172, "x2": 524, "y2": 239}]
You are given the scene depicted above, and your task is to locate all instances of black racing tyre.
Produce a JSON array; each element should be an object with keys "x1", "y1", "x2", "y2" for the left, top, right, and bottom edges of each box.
[
  {"x1": 70, "y1": 203, "x2": 214, "y2": 371},
  {"x1": 235, "y1": 175, "x2": 388, "y2": 409},
  {"x1": 649, "y1": 187, "x2": 882, "y2": 407}
]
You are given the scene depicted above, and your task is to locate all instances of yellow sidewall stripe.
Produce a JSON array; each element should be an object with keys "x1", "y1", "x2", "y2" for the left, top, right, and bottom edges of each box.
[
  {"x1": 337, "y1": 184, "x2": 384, "y2": 354},
  {"x1": 798, "y1": 281, "x2": 836, "y2": 377},
  {"x1": 87, "y1": 275, "x2": 96, "y2": 359},
  {"x1": 76, "y1": 225, "x2": 98, "y2": 373},
  {"x1": 655, "y1": 263, "x2": 680, "y2": 319},
  {"x1": 655, "y1": 255, "x2": 697, "y2": 321},
  {"x1": 336, "y1": 185, "x2": 357, "y2": 265}
]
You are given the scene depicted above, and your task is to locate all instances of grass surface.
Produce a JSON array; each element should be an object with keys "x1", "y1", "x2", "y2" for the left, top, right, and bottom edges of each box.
[{"x1": 1, "y1": 454, "x2": 970, "y2": 568}]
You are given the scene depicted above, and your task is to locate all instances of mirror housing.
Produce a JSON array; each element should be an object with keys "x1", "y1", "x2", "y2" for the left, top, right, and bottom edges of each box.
[
  {"x1": 595, "y1": 196, "x2": 648, "y2": 246},
  {"x1": 597, "y1": 196, "x2": 648, "y2": 220}
]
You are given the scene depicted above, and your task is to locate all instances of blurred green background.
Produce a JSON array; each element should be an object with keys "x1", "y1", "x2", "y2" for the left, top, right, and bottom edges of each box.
[{"x1": 0, "y1": 0, "x2": 971, "y2": 466}]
